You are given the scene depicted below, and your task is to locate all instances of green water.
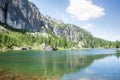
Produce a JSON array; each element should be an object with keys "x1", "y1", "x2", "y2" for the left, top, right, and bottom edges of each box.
[{"x1": 0, "y1": 49, "x2": 120, "y2": 80}]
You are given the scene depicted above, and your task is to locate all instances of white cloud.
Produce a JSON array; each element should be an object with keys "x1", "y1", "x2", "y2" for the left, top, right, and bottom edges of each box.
[
  {"x1": 66, "y1": 0, "x2": 105, "y2": 21},
  {"x1": 83, "y1": 24, "x2": 94, "y2": 29}
]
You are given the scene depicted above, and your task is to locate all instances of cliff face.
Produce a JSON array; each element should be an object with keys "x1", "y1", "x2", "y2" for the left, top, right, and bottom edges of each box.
[
  {"x1": 0, "y1": 0, "x2": 92, "y2": 42},
  {"x1": 0, "y1": 0, "x2": 43, "y2": 31}
]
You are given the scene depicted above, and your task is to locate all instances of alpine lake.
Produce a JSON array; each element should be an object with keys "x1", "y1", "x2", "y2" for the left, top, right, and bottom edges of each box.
[{"x1": 0, "y1": 49, "x2": 120, "y2": 80}]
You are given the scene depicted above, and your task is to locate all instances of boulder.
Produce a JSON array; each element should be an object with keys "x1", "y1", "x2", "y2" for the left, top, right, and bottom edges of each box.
[
  {"x1": 40, "y1": 43, "x2": 46, "y2": 49},
  {"x1": 40, "y1": 43, "x2": 58, "y2": 51},
  {"x1": 45, "y1": 46, "x2": 53, "y2": 51}
]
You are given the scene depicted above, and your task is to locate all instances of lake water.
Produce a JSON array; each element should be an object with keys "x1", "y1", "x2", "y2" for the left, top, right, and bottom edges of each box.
[{"x1": 0, "y1": 49, "x2": 120, "y2": 80}]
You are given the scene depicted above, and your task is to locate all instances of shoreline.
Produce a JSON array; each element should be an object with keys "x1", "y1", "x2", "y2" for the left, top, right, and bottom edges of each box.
[
  {"x1": 0, "y1": 47, "x2": 68, "y2": 52},
  {"x1": 0, "y1": 47, "x2": 119, "y2": 52}
]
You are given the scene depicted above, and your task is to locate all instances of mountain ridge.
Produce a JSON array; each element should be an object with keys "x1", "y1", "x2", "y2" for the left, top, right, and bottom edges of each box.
[{"x1": 0, "y1": 0, "x2": 119, "y2": 50}]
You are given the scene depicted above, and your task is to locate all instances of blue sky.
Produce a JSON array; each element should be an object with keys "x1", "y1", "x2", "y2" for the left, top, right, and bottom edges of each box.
[{"x1": 29, "y1": 0, "x2": 120, "y2": 41}]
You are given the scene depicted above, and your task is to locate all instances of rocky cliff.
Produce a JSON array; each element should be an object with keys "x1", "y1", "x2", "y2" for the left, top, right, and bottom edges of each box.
[{"x1": 0, "y1": 0, "x2": 92, "y2": 42}]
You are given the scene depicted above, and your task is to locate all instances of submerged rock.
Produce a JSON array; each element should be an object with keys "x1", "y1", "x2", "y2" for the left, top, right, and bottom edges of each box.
[{"x1": 0, "y1": 68, "x2": 2, "y2": 72}]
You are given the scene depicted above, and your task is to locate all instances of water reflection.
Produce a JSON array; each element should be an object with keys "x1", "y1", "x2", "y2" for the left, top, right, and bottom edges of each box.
[{"x1": 0, "y1": 49, "x2": 120, "y2": 79}]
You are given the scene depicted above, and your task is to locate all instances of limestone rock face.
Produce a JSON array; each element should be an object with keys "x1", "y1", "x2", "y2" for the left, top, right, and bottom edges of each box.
[
  {"x1": 0, "y1": 0, "x2": 92, "y2": 42},
  {"x1": 0, "y1": 0, "x2": 43, "y2": 31}
]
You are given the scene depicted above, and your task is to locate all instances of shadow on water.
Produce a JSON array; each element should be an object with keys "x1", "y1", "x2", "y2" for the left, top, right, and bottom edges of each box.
[{"x1": 0, "y1": 49, "x2": 120, "y2": 79}]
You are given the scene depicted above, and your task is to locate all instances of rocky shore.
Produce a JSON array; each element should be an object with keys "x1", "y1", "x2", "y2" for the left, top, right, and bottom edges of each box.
[{"x1": 0, "y1": 69, "x2": 57, "y2": 80}]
